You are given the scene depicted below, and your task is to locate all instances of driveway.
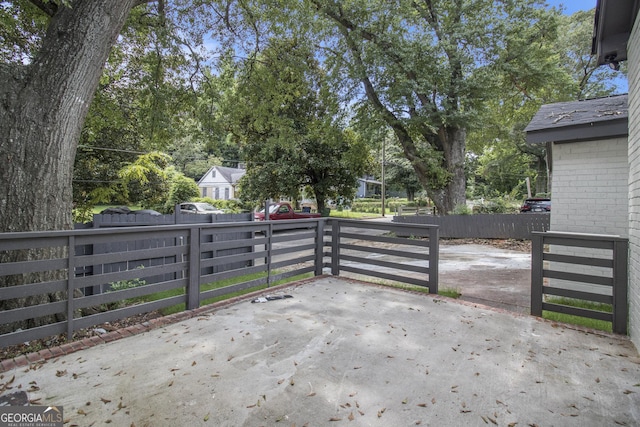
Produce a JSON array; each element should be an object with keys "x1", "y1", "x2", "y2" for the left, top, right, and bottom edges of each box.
[
  {"x1": 439, "y1": 242, "x2": 531, "y2": 314},
  {"x1": 342, "y1": 217, "x2": 533, "y2": 314}
]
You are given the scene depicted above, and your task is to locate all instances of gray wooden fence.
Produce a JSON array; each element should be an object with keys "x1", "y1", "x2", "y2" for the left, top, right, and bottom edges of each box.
[
  {"x1": 77, "y1": 213, "x2": 253, "y2": 296},
  {"x1": 0, "y1": 218, "x2": 439, "y2": 348},
  {"x1": 394, "y1": 213, "x2": 550, "y2": 239},
  {"x1": 530, "y1": 231, "x2": 628, "y2": 334}
]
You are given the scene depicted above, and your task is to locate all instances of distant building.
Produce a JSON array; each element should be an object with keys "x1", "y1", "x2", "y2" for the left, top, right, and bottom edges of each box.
[
  {"x1": 357, "y1": 176, "x2": 382, "y2": 198},
  {"x1": 197, "y1": 166, "x2": 245, "y2": 200}
]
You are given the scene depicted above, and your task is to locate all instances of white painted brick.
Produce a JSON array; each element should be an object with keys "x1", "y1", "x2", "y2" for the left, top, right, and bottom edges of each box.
[
  {"x1": 628, "y1": 15, "x2": 640, "y2": 348},
  {"x1": 551, "y1": 138, "x2": 629, "y2": 239}
]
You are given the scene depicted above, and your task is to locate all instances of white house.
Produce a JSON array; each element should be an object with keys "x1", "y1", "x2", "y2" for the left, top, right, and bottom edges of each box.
[
  {"x1": 588, "y1": 0, "x2": 640, "y2": 349},
  {"x1": 197, "y1": 166, "x2": 245, "y2": 200},
  {"x1": 525, "y1": 94, "x2": 629, "y2": 237}
]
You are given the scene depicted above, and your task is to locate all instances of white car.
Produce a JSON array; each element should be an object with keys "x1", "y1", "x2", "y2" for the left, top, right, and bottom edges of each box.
[{"x1": 179, "y1": 202, "x2": 225, "y2": 214}]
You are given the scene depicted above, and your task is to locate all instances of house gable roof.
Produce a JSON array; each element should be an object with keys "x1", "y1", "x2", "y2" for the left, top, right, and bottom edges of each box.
[
  {"x1": 197, "y1": 166, "x2": 246, "y2": 185},
  {"x1": 524, "y1": 94, "x2": 628, "y2": 144}
]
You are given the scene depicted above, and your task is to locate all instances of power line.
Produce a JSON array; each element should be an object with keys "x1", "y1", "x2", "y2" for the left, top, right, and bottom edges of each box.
[{"x1": 77, "y1": 145, "x2": 147, "y2": 154}]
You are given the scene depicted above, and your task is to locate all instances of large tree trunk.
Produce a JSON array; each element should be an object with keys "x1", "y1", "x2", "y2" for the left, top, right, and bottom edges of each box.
[
  {"x1": 0, "y1": 0, "x2": 138, "y2": 334},
  {"x1": 430, "y1": 126, "x2": 466, "y2": 215},
  {"x1": 0, "y1": 0, "x2": 137, "y2": 233}
]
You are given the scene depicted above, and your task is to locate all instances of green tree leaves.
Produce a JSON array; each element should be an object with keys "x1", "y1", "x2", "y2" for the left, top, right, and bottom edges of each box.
[{"x1": 226, "y1": 38, "x2": 370, "y2": 212}]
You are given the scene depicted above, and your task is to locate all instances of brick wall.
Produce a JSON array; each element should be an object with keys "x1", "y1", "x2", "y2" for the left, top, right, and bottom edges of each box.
[
  {"x1": 628, "y1": 16, "x2": 640, "y2": 348},
  {"x1": 551, "y1": 138, "x2": 629, "y2": 237}
]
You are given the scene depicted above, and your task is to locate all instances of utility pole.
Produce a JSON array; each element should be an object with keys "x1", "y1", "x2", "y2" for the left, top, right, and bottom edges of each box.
[{"x1": 381, "y1": 137, "x2": 386, "y2": 217}]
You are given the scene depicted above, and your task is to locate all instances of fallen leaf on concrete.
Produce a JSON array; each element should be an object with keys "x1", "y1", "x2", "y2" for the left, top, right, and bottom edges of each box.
[{"x1": 329, "y1": 417, "x2": 342, "y2": 421}]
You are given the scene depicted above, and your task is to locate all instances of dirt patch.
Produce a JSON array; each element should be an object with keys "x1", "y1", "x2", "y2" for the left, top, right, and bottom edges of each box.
[{"x1": 441, "y1": 238, "x2": 531, "y2": 253}]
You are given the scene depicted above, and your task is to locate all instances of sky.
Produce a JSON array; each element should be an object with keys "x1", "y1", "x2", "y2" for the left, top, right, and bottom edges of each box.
[
  {"x1": 546, "y1": 0, "x2": 628, "y2": 93},
  {"x1": 546, "y1": 0, "x2": 597, "y2": 14}
]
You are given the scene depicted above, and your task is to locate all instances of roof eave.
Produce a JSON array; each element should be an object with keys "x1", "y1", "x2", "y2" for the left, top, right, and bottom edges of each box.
[
  {"x1": 526, "y1": 119, "x2": 628, "y2": 144},
  {"x1": 592, "y1": 0, "x2": 640, "y2": 66}
]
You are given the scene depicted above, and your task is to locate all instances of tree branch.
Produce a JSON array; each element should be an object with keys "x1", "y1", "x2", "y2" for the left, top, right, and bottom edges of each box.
[
  {"x1": 311, "y1": 0, "x2": 433, "y2": 110},
  {"x1": 29, "y1": 0, "x2": 58, "y2": 17}
]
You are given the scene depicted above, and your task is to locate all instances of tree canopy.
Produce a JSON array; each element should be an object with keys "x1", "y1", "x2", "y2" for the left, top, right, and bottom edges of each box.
[
  {"x1": 0, "y1": 0, "x2": 627, "y2": 233},
  {"x1": 223, "y1": 38, "x2": 369, "y2": 212}
]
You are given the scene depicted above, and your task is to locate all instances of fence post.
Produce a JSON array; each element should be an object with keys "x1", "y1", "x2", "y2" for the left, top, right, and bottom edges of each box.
[
  {"x1": 612, "y1": 239, "x2": 629, "y2": 335},
  {"x1": 315, "y1": 219, "x2": 324, "y2": 276},
  {"x1": 428, "y1": 226, "x2": 439, "y2": 294},
  {"x1": 186, "y1": 227, "x2": 200, "y2": 310},
  {"x1": 331, "y1": 219, "x2": 340, "y2": 276},
  {"x1": 67, "y1": 235, "x2": 76, "y2": 341},
  {"x1": 174, "y1": 204, "x2": 181, "y2": 224},
  {"x1": 530, "y1": 232, "x2": 544, "y2": 317},
  {"x1": 266, "y1": 222, "x2": 273, "y2": 286}
]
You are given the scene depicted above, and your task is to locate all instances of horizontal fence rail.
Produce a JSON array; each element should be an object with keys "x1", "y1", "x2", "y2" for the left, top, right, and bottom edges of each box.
[
  {"x1": 0, "y1": 218, "x2": 439, "y2": 348},
  {"x1": 326, "y1": 219, "x2": 439, "y2": 294},
  {"x1": 530, "y1": 231, "x2": 628, "y2": 334},
  {"x1": 395, "y1": 213, "x2": 549, "y2": 239}
]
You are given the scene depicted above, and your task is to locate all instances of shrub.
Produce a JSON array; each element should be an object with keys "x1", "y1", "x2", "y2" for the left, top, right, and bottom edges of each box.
[
  {"x1": 450, "y1": 204, "x2": 472, "y2": 215},
  {"x1": 164, "y1": 174, "x2": 200, "y2": 212}
]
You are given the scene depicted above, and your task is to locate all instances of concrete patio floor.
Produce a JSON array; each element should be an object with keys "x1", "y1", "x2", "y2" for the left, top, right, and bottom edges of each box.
[{"x1": 1, "y1": 277, "x2": 639, "y2": 426}]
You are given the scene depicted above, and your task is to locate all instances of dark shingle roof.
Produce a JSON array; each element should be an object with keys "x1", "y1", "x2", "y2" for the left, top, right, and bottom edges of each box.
[
  {"x1": 215, "y1": 166, "x2": 245, "y2": 184},
  {"x1": 525, "y1": 94, "x2": 628, "y2": 144}
]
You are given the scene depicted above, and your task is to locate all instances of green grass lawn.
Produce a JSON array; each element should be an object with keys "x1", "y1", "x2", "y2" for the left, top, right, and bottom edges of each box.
[
  {"x1": 124, "y1": 271, "x2": 313, "y2": 316},
  {"x1": 542, "y1": 297, "x2": 613, "y2": 332},
  {"x1": 329, "y1": 210, "x2": 383, "y2": 219}
]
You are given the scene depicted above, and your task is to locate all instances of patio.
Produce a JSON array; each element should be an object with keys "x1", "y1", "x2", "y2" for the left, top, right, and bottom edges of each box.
[{"x1": 2, "y1": 277, "x2": 638, "y2": 426}]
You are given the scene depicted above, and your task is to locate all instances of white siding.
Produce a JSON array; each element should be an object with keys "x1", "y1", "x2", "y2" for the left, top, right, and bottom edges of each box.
[
  {"x1": 197, "y1": 167, "x2": 241, "y2": 200},
  {"x1": 551, "y1": 138, "x2": 629, "y2": 237},
  {"x1": 628, "y1": 15, "x2": 640, "y2": 348}
]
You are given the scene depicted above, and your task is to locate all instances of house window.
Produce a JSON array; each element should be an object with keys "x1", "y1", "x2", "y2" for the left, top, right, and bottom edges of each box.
[
  {"x1": 224, "y1": 188, "x2": 230, "y2": 200},
  {"x1": 214, "y1": 187, "x2": 220, "y2": 199}
]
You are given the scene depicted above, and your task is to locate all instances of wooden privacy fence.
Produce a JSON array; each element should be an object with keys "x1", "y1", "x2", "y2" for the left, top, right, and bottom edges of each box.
[
  {"x1": 90, "y1": 211, "x2": 252, "y2": 227},
  {"x1": 394, "y1": 213, "x2": 550, "y2": 239},
  {"x1": 530, "y1": 231, "x2": 628, "y2": 334},
  {"x1": 0, "y1": 219, "x2": 438, "y2": 348}
]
